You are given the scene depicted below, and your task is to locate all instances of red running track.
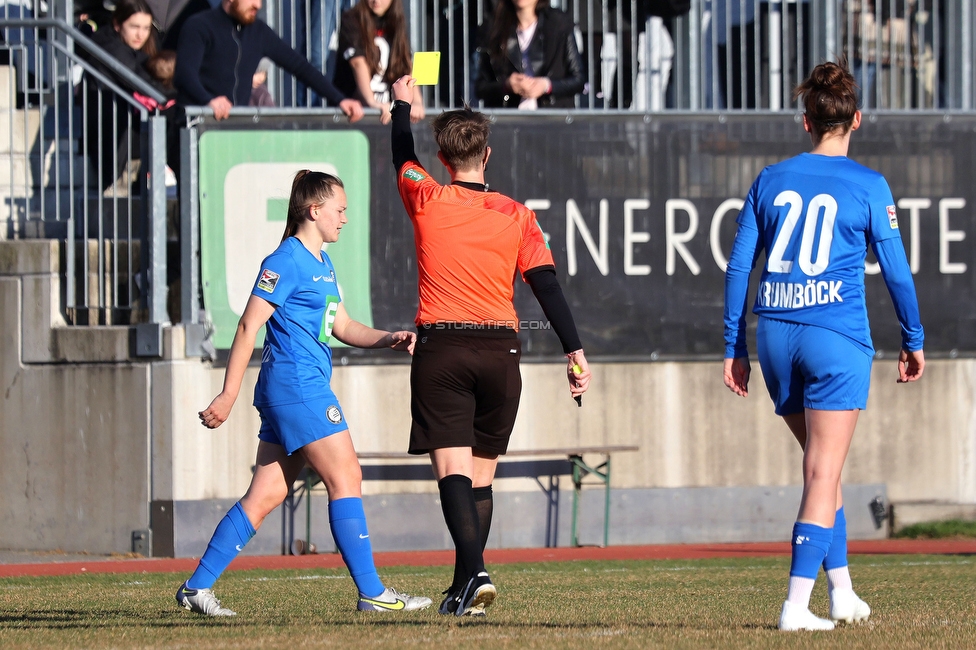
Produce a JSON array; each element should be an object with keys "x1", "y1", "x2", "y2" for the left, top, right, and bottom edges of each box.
[{"x1": 1, "y1": 539, "x2": 973, "y2": 578}]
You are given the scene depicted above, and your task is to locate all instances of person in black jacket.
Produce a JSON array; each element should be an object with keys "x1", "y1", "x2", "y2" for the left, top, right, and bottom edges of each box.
[
  {"x1": 333, "y1": 0, "x2": 425, "y2": 124},
  {"x1": 80, "y1": 0, "x2": 168, "y2": 191},
  {"x1": 174, "y1": 0, "x2": 363, "y2": 121},
  {"x1": 475, "y1": 0, "x2": 584, "y2": 109}
]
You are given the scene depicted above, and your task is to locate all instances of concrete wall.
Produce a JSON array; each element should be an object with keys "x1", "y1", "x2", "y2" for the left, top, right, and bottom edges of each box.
[
  {"x1": 0, "y1": 241, "x2": 151, "y2": 553},
  {"x1": 164, "y1": 359, "x2": 974, "y2": 505},
  {"x1": 2, "y1": 239, "x2": 974, "y2": 555}
]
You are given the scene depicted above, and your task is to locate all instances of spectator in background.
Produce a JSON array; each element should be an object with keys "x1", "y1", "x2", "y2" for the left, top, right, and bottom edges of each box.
[
  {"x1": 174, "y1": 0, "x2": 363, "y2": 121},
  {"x1": 75, "y1": 0, "x2": 115, "y2": 35},
  {"x1": 250, "y1": 57, "x2": 276, "y2": 106},
  {"x1": 334, "y1": 0, "x2": 424, "y2": 124},
  {"x1": 80, "y1": 0, "x2": 168, "y2": 191},
  {"x1": 843, "y1": 0, "x2": 919, "y2": 109},
  {"x1": 713, "y1": 0, "x2": 757, "y2": 109},
  {"x1": 634, "y1": 0, "x2": 689, "y2": 111},
  {"x1": 294, "y1": 0, "x2": 354, "y2": 106},
  {"x1": 475, "y1": 0, "x2": 584, "y2": 109},
  {"x1": 843, "y1": 0, "x2": 877, "y2": 108},
  {"x1": 146, "y1": 49, "x2": 178, "y2": 100}
]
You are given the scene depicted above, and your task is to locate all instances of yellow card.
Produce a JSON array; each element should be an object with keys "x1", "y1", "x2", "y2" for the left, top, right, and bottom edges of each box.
[{"x1": 411, "y1": 52, "x2": 441, "y2": 85}]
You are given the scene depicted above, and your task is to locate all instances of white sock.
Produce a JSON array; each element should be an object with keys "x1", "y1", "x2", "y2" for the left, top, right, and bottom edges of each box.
[
  {"x1": 826, "y1": 566, "x2": 853, "y2": 593},
  {"x1": 786, "y1": 576, "x2": 817, "y2": 608}
]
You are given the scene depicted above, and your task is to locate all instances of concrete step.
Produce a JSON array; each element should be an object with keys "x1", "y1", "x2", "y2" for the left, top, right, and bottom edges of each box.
[
  {"x1": 0, "y1": 151, "x2": 93, "y2": 190},
  {"x1": 0, "y1": 106, "x2": 41, "y2": 154},
  {"x1": 0, "y1": 65, "x2": 11, "y2": 111},
  {"x1": 1, "y1": 194, "x2": 178, "y2": 241},
  {"x1": 0, "y1": 187, "x2": 84, "y2": 225},
  {"x1": 0, "y1": 136, "x2": 83, "y2": 159}
]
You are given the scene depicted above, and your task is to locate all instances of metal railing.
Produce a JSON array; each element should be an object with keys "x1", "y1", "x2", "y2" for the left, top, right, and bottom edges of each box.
[
  {"x1": 3, "y1": 0, "x2": 975, "y2": 345},
  {"x1": 265, "y1": 0, "x2": 974, "y2": 111},
  {"x1": 0, "y1": 16, "x2": 169, "y2": 335}
]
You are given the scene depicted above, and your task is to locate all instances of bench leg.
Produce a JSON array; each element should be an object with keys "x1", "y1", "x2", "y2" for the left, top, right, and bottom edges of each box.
[
  {"x1": 603, "y1": 457, "x2": 611, "y2": 548},
  {"x1": 306, "y1": 472, "x2": 313, "y2": 552},
  {"x1": 569, "y1": 454, "x2": 612, "y2": 548},
  {"x1": 571, "y1": 459, "x2": 581, "y2": 547}
]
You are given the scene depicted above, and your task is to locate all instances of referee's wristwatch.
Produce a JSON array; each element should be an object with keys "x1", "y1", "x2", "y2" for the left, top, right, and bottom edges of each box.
[{"x1": 390, "y1": 99, "x2": 411, "y2": 115}]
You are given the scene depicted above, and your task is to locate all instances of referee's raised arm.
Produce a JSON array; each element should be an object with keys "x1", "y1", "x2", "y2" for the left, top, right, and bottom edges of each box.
[{"x1": 390, "y1": 76, "x2": 421, "y2": 172}]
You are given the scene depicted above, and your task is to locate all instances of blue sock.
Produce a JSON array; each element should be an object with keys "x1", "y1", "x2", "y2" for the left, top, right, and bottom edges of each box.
[
  {"x1": 329, "y1": 497, "x2": 385, "y2": 598},
  {"x1": 823, "y1": 507, "x2": 848, "y2": 570},
  {"x1": 187, "y1": 501, "x2": 256, "y2": 589},
  {"x1": 789, "y1": 521, "x2": 833, "y2": 579}
]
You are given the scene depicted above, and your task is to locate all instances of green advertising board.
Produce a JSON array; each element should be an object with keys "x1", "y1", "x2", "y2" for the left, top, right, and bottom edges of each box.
[{"x1": 199, "y1": 130, "x2": 373, "y2": 349}]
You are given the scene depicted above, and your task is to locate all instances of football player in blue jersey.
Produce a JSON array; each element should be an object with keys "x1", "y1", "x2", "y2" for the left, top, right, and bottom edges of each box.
[
  {"x1": 723, "y1": 61, "x2": 925, "y2": 632},
  {"x1": 176, "y1": 170, "x2": 432, "y2": 616}
]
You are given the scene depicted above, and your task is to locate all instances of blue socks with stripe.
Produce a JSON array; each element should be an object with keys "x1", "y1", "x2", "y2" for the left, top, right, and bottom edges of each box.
[
  {"x1": 822, "y1": 506, "x2": 847, "y2": 570},
  {"x1": 329, "y1": 497, "x2": 385, "y2": 598},
  {"x1": 187, "y1": 501, "x2": 256, "y2": 589},
  {"x1": 823, "y1": 507, "x2": 854, "y2": 591},
  {"x1": 786, "y1": 520, "x2": 833, "y2": 607},
  {"x1": 790, "y1": 521, "x2": 833, "y2": 578}
]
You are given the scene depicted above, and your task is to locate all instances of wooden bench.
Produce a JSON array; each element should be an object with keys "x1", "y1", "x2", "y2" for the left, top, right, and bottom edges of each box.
[{"x1": 284, "y1": 445, "x2": 639, "y2": 552}]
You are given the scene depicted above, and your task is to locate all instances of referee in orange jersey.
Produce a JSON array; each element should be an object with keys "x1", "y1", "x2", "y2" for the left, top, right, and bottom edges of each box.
[{"x1": 389, "y1": 76, "x2": 591, "y2": 617}]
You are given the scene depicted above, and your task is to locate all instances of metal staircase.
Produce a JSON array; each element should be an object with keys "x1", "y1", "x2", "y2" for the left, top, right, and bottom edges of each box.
[{"x1": 1, "y1": 16, "x2": 170, "y2": 336}]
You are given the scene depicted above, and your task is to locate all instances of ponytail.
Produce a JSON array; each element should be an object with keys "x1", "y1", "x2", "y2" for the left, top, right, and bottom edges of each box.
[{"x1": 282, "y1": 170, "x2": 345, "y2": 242}]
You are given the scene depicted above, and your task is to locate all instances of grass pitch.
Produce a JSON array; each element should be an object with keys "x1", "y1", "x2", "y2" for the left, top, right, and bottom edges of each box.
[{"x1": 1, "y1": 555, "x2": 974, "y2": 649}]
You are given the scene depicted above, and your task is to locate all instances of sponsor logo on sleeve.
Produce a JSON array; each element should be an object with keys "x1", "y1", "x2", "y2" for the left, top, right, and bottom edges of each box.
[
  {"x1": 326, "y1": 405, "x2": 343, "y2": 424},
  {"x1": 256, "y1": 269, "x2": 280, "y2": 293},
  {"x1": 887, "y1": 205, "x2": 899, "y2": 229},
  {"x1": 403, "y1": 168, "x2": 426, "y2": 182}
]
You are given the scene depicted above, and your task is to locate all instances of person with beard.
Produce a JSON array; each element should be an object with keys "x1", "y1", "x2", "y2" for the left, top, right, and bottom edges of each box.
[{"x1": 174, "y1": 0, "x2": 363, "y2": 121}]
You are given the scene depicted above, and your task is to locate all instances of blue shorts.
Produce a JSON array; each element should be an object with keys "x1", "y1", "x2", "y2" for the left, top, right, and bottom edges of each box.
[
  {"x1": 256, "y1": 394, "x2": 347, "y2": 455},
  {"x1": 756, "y1": 317, "x2": 872, "y2": 416}
]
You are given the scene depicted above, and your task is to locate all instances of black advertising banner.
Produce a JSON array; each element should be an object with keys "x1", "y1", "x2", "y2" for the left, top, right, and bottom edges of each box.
[{"x1": 201, "y1": 113, "x2": 976, "y2": 360}]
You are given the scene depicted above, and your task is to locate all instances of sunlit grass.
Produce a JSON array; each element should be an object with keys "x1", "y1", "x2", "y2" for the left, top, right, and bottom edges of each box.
[{"x1": 1, "y1": 555, "x2": 974, "y2": 649}]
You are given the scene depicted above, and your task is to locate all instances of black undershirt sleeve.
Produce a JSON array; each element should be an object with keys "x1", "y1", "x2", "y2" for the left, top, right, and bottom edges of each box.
[
  {"x1": 524, "y1": 267, "x2": 582, "y2": 354},
  {"x1": 391, "y1": 101, "x2": 419, "y2": 172}
]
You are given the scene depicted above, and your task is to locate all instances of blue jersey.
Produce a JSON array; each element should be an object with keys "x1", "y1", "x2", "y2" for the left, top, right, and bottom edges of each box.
[
  {"x1": 725, "y1": 152, "x2": 923, "y2": 357},
  {"x1": 250, "y1": 237, "x2": 342, "y2": 407}
]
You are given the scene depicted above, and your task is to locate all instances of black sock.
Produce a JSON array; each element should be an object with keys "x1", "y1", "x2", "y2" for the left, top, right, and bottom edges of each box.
[
  {"x1": 450, "y1": 485, "x2": 494, "y2": 591},
  {"x1": 473, "y1": 485, "x2": 493, "y2": 551},
  {"x1": 439, "y1": 474, "x2": 485, "y2": 592}
]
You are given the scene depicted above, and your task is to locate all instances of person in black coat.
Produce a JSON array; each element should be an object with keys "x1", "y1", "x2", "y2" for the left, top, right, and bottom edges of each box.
[
  {"x1": 475, "y1": 0, "x2": 584, "y2": 109},
  {"x1": 174, "y1": 0, "x2": 362, "y2": 121},
  {"x1": 80, "y1": 0, "x2": 166, "y2": 191}
]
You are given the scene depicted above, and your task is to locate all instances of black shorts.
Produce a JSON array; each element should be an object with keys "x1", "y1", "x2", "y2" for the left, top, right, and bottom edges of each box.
[{"x1": 409, "y1": 325, "x2": 522, "y2": 456}]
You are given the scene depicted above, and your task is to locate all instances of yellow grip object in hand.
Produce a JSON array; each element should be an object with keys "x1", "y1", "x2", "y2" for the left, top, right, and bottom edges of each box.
[{"x1": 572, "y1": 364, "x2": 583, "y2": 407}]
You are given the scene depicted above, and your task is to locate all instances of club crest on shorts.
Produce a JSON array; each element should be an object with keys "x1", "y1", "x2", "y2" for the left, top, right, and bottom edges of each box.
[
  {"x1": 257, "y1": 268, "x2": 280, "y2": 293},
  {"x1": 886, "y1": 205, "x2": 899, "y2": 229},
  {"x1": 326, "y1": 405, "x2": 342, "y2": 424}
]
